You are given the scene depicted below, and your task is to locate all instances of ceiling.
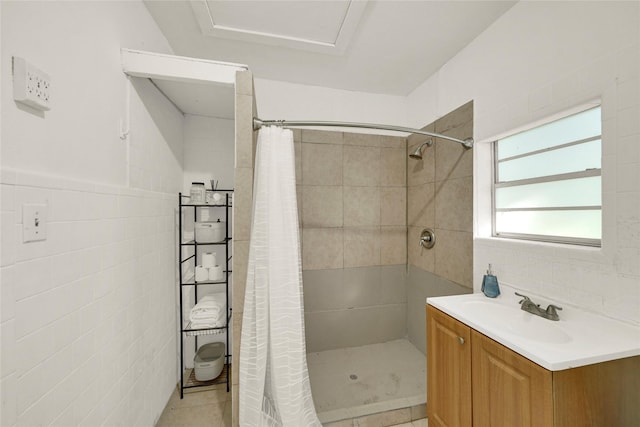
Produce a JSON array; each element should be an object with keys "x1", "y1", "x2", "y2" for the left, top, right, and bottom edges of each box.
[{"x1": 144, "y1": 0, "x2": 516, "y2": 96}]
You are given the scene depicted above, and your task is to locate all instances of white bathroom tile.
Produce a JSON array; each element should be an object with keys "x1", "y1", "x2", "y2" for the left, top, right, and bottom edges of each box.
[
  {"x1": 0, "y1": 320, "x2": 16, "y2": 379},
  {"x1": 0, "y1": 267, "x2": 16, "y2": 322},
  {"x1": 0, "y1": 374, "x2": 17, "y2": 426},
  {"x1": 71, "y1": 330, "x2": 96, "y2": 369},
  {"x1": 617, "y1": 106, "x2": 640, "y2": 137},
  {"x1": 618, "y1": 134, "x2": 640, "y2": 166},
  {"x1": 1, "y1": 184, "x2": 15, "y2": 212},
  {"x1": 616, "y1": 43, "x2": 640, "y2": 83},
  {"x1": 51, "y1": 189, "x2": 88, "y2": 222},
  {"x1": 13, "y1": 224, "x2": 51, "y2": 264},
  {"x1": 1, "y1": 212, "x2": 17, "y2": 267},
  {"x1": 64, "y1": 309, "x2": 94, "y2": 350},
  {"x1": 17, "y1": 388, "x2": 52, "y2": 427},
  {"x1": 0, "y1": 169, "x2": 16, "y2": 185},
  {"x1": 616, "y1": 162, "x2": 639, "y2": 193},
  {"x1": 617, "y1": 77, "x2": 639, "y2": 111},
  {"x1": 14, "y1": 186, "x2": 51, "y2": 223},
  {"x1": 14, "y1": 257, "x2": 56, "y2": 302},
  {"x1": 16, "y1": 361, "x2": 45, "y2": 414},
  {"x1": 616, "y1": 247, "x2": 640, "y2": 277},
  {"x1": 15, "y1": 285, "x2": 66, "y2": 339},
  {"x1": 601, "y1": 118, "x2": 617, "y2": 156},
  {"x1": 617, "y1": 192, "x2": 640, "y2": 222}
]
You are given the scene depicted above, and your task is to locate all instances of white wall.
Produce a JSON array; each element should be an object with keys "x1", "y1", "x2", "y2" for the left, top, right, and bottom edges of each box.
[
  {"x1": 1, "y1": 2, "x2": 182, "y2": 426},
  {"x1": 181, "y1": 114, "x2": 235, "y2": 366},
  {"x1": 183, "y1": 114, "x2": 235, "y2": 193},
  {"x1": 253, "y1": 2, "x2": 640, "y2": 326},
  {"x1": 254, "y1": 78, "x2": 409, "y2": 135},
  {"x1": 406, "y1": 1, "x2": 639, "y2": 324}
]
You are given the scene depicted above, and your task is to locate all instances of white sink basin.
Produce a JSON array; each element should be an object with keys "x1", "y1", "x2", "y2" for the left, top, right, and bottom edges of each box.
[
  {"x1": 427, "y1": 284, "x2": 640, "y2": 371},
  {"x1": 461, "y1": 300, "x2": 571, "y2": 344}
]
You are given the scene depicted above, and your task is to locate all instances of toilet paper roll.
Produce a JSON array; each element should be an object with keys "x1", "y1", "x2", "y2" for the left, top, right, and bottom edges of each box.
[
  {"x1": 202, "y1": 252, "x2": 217, "y2": 268},
  {"x1": 195, "y1": 265, "x2": 209, "y2": 282},
  {"x1": 208, "y1": 265, "x2": 224, "y2": 281}
]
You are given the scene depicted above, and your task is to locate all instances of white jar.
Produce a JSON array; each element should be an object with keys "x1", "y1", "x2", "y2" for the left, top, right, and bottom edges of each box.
[
  {"x1": 195, "y1": 220, "x2": 226, "y2": 243},
  {"x1": 190, "y1": 182, "x2": 205, "y2": 204}
]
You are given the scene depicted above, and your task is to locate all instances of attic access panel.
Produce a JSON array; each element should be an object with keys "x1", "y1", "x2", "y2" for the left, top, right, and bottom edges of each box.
[{"x1": 190, "y1": 0, "x2": 368, "y2": 54}]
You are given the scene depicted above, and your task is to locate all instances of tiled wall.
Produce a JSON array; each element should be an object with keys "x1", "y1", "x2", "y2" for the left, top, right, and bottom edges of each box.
[
  {"x1": 0, "y1": 2, "x2": 180, "y2": 425},
  {"x1": 407, "y1": 101, "x2": 474, "y2": 288},
  {"x1": 296, "y1": 130, "x2": 408, "y2": 352},
  {"x1": 405, "y1": 1, "x2": 639, "y2": 324},
  {"x1": 231, "y1": 70, "x2": 256, "y2": 427},
  {"x1": 406, "y1": 266, "x2": 470, "y2": 354},
  {"x1": 405, "y1": 101, "x2": 474, "y2": 354},
  {"x1": 0, "y1": 171, "x2": 178, "y2": 426}
]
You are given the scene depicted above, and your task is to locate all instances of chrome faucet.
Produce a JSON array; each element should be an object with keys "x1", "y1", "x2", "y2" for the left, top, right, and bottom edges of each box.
[{"x1": 515, "y1": 292, "x2": 563, "y2": 321}]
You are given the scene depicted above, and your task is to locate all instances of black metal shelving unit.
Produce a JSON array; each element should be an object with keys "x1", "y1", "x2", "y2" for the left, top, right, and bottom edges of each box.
[{"x1": 178, "y1": 190, "x2": 233, "y2": 398}]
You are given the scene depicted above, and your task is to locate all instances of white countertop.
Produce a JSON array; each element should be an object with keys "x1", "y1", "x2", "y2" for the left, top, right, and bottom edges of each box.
[{"x1": 427, "y1": 284, "x2": 640, "y2": 371}]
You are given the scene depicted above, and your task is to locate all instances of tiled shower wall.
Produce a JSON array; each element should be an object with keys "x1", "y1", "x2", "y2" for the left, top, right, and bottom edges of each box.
[
  {"x1": 406, "y1": 102, "x2": 474, "y2": 354},
  {"x1": 231, "y1": 70, "x2": 256, "y2": 427},
  {"x1": 296, "y1": 130, "x2": 408, "y2": 352}
]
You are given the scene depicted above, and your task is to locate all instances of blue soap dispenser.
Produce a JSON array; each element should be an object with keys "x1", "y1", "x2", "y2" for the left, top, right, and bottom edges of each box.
[{"x1": 481, "y1": 264, "x2": 500, "y2": 298}]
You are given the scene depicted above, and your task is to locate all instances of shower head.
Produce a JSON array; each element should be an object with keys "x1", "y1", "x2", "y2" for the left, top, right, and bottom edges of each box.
[{"x1": 409, "y1": 139, "x2": 433, "y2": 159}]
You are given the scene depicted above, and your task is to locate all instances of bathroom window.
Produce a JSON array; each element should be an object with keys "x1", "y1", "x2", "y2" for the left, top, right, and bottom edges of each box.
[{"x1": 492, "y1": 105, "x2": 602, "y2": 246}]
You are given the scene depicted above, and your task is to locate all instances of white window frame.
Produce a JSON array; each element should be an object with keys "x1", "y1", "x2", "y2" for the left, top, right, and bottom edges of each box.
[{"x1": 491, "y1": 106, "x2": 602, "y2": 247}]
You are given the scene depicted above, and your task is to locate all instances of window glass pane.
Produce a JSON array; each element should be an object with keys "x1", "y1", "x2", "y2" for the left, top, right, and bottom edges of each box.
[
  {"x1": 495, "y1": 210, "x2": 601, "y2": 240},
  {"x1": 497, "y1": 107, "x2": 601, "y2": 160},
  {"x1": 495, "y1": 176, "x2": 601, "y2": 209},
  {"x1": 498, "y1": 139, "x2": 601, "y2": 182}
]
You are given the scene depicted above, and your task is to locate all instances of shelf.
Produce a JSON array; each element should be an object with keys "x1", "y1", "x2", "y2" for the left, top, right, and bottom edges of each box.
[
  {"x1": 183, "y1": 364, "x2": 230, "y2": 390},
  {"x1": 178, "y1": 190, "x2": 232, "y2": 397},
  {"x1": 183, "y1": 313, "x2": 232, "y2": 336},
  {"x1": 183, "y1": 323, "x2": 226, "y2": 336},
  {"x1": 181, "y1": 238, "x2": 232, "y2": 246},
  {"x1": 181, "y1": 272, "x2": 232, "y2": 286},
  {"x1": 181, "y1": 203, "x2": 232, "y2": 208}
]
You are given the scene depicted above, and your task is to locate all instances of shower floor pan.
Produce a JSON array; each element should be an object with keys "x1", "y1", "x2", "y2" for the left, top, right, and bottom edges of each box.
[{"x1": 307, "y1": 338, "x2": 426, "y2": 424}]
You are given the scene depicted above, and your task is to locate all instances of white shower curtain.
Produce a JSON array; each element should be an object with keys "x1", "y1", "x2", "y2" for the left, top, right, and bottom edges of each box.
[{"x1": 239, "y1": 126, "x2": 321, "y2": 427}]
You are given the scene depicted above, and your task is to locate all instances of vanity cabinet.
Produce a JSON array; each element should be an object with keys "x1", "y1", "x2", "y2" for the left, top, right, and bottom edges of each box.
[
  {"x1": 471, "y1": 329, "x2": 552, "y2": 427},
  {"x1": 427, "y1": 304, "x2": 472, "y2": 427},
  {"x1": 427, "y1": 305, "x2": 640, "y2": 427}
]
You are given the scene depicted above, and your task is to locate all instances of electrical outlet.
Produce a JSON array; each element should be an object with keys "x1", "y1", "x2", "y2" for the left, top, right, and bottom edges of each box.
[
  {"x1": 13, "y1": 57, "x2": 51, "y2": 111},
  {"x1": 23, "y1": 204, "x2": 47, "y2": 243}
]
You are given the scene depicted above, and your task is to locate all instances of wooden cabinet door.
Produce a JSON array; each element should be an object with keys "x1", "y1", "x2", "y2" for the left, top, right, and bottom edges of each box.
[
  {"x1": 471, "y1": 330, "x2": 553, "y2": 427},
  {"x1": 427, "y1": 306, "x2": 472, "y2": 427}
]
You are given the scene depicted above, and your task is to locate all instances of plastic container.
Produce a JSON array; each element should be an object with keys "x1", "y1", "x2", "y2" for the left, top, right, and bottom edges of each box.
[
  {"x1": 194, "y1": 342, "x2": 225, "y2": 381},
  {"x1": 195, "y1": 219, "x2": 225, "y2": 243},
  {"x1": 190, "y1": 182, "x2": 206, "y2": 205}
]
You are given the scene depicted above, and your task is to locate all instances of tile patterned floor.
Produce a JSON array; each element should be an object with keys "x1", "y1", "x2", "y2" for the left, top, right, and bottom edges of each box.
[
  {"x1": 156, "y1": 337, "x2": 428, "y2": 427},
  {"x1": 155, "y1": 386, "x2": 426, "y2": 427},
  {"x1": 155, "y1": 384, "x2": 231, "y2": 427}
]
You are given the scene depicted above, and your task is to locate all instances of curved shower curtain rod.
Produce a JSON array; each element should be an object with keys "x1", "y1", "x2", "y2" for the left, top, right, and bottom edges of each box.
[{"x1": 252, "y1": 117, "x2": 474, "y2": 149}]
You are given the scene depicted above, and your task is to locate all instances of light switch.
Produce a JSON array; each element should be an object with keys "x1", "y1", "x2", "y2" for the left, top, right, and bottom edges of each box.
[{"x1": 23, "y1": 204, "x2": 47, "y2": 242}]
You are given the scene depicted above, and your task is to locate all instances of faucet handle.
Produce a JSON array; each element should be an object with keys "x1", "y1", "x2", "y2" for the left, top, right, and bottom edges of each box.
[
  {"x1": 546, "y1": 304, "x2": 563, "y2": 313},
  {"x1": 545, "y1": 304, "x2": 563, "y2": 321},
  {"x1": 514, "y1": 292, "x2": 531, "y2": 304}
]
